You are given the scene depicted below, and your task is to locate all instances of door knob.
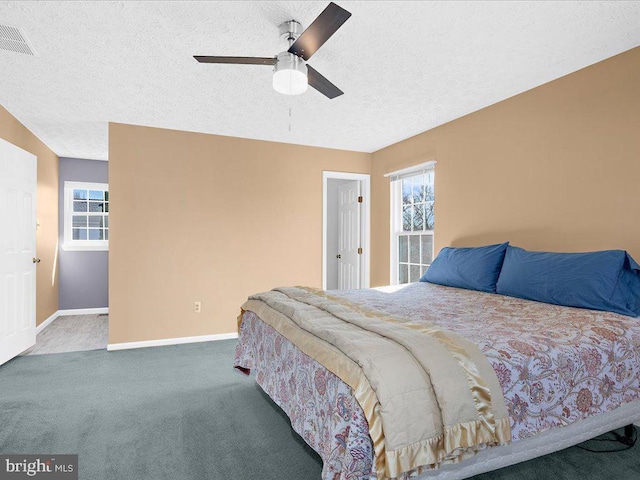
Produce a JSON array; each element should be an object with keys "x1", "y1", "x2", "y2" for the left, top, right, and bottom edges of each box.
[
  {"x1": 336, "y1": 254, "x2": 341, "y2": 259},
  {"x1": 32, "y1": 257, "x2": 41, "y2": 264}
]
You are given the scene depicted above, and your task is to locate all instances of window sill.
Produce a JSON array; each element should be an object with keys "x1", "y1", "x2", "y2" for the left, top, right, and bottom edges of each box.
[{"x1": 62, "y1": 244, "x2": 109, "y2": 252}]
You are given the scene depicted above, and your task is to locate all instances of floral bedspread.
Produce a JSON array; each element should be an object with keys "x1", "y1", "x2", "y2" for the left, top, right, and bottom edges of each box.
[
  {"x1": 235, "y1": 311, "x2": 376, "y2": 480},
  {"x1": 333, "y1": 283, "x2": 640, "y2": 441},
  {"x1": 235, "y1": 282, "x2": 640, "y2": 479}
]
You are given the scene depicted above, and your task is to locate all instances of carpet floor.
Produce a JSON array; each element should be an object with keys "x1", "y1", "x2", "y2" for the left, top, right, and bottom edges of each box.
[
  {"x1": 1, "y1": 340, "x2": 638, "y2": 480},
  {"x1": 21, "y1": 314, "x2": 108, "y2": 356}
]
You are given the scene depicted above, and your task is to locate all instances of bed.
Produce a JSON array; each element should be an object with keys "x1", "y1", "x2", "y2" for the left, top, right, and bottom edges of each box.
[{"x1": 234, "y1": 282, "x2": 640, "y2": 480}]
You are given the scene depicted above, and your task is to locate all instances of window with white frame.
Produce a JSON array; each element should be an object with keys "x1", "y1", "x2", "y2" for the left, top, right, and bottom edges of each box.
[
  {"x1": 63, "y1": 181, "x2": 109, "y2": 251},
  {"x1": 389, "y1": 162, "x2": 435, "y2": 284}
]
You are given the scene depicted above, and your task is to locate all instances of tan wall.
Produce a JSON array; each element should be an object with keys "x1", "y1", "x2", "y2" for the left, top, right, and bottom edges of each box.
[
  {"x1": 108, "y1": 123, "x2": 371, "y2": 343},
  {"x1": 109, "y1": 46, "x2": 640, "y2": 340},
  {"x1": 371, "y1": 47, "x2": 640, "y2": 287},
  {"x1": 0, "y1": 105, "x2": 59, "y2": 325}
]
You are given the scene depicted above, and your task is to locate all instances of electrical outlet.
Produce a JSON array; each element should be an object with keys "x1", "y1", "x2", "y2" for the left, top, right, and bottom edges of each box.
[{"x1": 193, "y1": 301, "x2": 202, "y2": 314}]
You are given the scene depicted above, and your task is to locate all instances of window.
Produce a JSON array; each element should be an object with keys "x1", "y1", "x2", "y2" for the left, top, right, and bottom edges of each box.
[
  {"x1": 389, "y1": 162, "x2": 435, "y2": 284},
  {"x1": 63, "y1": 181, "x2": 109, "y2": 251}
]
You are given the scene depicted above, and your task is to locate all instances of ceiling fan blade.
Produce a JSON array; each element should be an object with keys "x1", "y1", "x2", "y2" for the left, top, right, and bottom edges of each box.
[
  {"x1": 194, "y1": 56, "x2": 277, "y2": 65},
  {"x1": 288, "y1": 2, "x2": 351, "y2": 61},
  {"x1": 307, "y1": 65, "x2": 343, "y2": 99}
]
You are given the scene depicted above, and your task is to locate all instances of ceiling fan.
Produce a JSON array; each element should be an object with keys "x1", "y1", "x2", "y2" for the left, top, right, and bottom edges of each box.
[{"x1": 194, "y1": 2, "x2": 351, "y2": 99}]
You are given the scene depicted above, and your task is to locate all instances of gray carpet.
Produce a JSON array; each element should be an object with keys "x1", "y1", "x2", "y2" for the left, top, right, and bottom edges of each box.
[
  {"x1": 21, "y1": 314, "x2": 108, "y2": 356},
  {"x1": 1, "y1": 340, "x2": 638, "y2": 480}
]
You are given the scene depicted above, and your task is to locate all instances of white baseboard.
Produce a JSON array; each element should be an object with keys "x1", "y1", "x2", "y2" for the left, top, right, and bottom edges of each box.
[
  {"x1": 107, "y1": 332, "x2": 238, "y2": 351},
  {"x1": 36, "y1": 311, "x2": 59, "y2": 334},
  {"x1": 58, "y1": 307, "x2": 109, "y2": 316}
]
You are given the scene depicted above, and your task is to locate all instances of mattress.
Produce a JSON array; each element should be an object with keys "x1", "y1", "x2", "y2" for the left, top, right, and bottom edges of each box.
[{"x1": 235, "y1": 283, "x2": 640, "y2": 479}]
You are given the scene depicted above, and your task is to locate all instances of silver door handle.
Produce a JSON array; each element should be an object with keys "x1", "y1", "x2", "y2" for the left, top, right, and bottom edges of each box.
[
  {"x1": 336, "y1": 254, "x2": 341, "y2": 259},
  {"x1": 32, "y1": 257, "x2": 41, "y2": 264}
]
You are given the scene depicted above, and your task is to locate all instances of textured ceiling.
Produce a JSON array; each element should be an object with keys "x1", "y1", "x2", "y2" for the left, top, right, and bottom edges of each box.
[{"x1": 1, "y1": 1, "x2": 639, "y2": 160}]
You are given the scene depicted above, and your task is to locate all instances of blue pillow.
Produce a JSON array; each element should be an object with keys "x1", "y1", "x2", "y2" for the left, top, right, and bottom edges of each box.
[
  {"x1": 496, "y1": 246, "x2": 640, "y2": 317},
  {"x1": 420, "y1": 242, "x2": 509, "y2": 293}
]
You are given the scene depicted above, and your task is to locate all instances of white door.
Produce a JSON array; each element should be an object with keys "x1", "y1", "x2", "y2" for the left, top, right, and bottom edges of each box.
[
  {"x1": 0, "y1": 138, "x2": 37, "y2": 366},
  {"x1": 337, "y1": 180, "x2": 361, "y2": 289}
]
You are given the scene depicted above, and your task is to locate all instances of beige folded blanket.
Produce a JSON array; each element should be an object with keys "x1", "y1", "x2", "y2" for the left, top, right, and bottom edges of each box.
[{"x1": 242, "y1": 287, "x2": 511, "y2": 479}]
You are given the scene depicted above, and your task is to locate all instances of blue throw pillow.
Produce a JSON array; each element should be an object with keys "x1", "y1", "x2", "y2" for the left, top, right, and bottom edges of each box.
[
  {"x1": 420, "y1": 242, "x2": 509, "y2": 293},
  {"x1": 496, "y1": 246, "x2": 640, "y2": 317}
]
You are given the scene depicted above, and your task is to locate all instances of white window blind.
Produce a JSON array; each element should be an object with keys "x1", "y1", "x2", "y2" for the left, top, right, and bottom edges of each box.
[{"x1": 384, "y1": 160, "x2": 436, "y2": 182}]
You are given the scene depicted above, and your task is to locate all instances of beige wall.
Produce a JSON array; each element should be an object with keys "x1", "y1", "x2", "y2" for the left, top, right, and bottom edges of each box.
[
  {"x1": 0, "y1": 105, "x2": 59, "y2": 325},
  {"x1": 108, "y1": 123, "x2": 370, "y2": 344},
  {"x1": 371, "y1": 47, "x2": 640, "y2": 287},
  {"x1": 110, "y1": 46, "x2": 640, "y2": 341}
]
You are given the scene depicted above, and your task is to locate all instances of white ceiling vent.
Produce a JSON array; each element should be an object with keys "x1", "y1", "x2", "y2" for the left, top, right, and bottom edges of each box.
[{"x1": 0, "y1": 24, "x2": 35, "y2": 56}]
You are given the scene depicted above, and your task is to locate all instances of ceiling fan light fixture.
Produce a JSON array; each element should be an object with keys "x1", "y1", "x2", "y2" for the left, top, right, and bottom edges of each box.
[
  {"x1": 194, "y1": 2, "x2": 351, "y2": 99},
  {"x1": 273, "y1": 52, "x2": 308, "y2": 95}
]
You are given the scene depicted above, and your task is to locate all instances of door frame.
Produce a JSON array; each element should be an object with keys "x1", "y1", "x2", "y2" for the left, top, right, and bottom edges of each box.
[{"x1": 322, "y1": 171, "x2": 370, "y2": 290}]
